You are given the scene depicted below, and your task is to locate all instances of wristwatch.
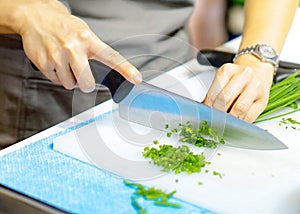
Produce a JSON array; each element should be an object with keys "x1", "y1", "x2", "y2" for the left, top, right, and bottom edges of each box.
[{"x1": 233, "y1": 44, "x2": 279, "y2": 72}]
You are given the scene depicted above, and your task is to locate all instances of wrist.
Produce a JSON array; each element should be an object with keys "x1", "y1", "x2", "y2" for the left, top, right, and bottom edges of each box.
[{"x1": 234, "y1": 54, "x2": 275, "y2": 76}]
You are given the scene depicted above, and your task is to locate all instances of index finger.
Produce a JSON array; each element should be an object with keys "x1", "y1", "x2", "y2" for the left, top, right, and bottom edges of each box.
[
  {"x1": 89, "y1": 38, "x2": 142, "y2": 85},
  {"x1": 204, "y1": 63, "x2": 237, "y2": 106}
]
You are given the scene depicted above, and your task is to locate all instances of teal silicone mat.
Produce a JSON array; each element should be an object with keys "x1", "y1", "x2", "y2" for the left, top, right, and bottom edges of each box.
[{"x1": 0, "y1": 112, "x2": 216, "y2": 213}]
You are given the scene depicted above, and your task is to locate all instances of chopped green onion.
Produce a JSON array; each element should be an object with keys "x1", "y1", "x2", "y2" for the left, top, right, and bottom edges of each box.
[
  {"x1": 154, "y1": 201, "x2": 181, "y2": 208},
  {"x1": 279, "y1": 117, "x2": 300, "y2": 130},
  {"x1": 178, "y1": 121, "x2": 225, "y2": 148},
  {"x1": 124, "y1": 180, "x2": 180, "y2": 213},
  {"x1": 213, "y1": 171, "x2": 223, "y2": 179},
  {"x1": 142, "y1": 145, "x2": 209, "y2": 174},
  {"x1": 171, "y1": 129, "x2": 178, "y2": 133},
  {"x1": 153, "y1": 140, "x2": 159, "y2": 145},
  {"x1": 284, "y1": 117, "x2": 300, "y2": 125}
]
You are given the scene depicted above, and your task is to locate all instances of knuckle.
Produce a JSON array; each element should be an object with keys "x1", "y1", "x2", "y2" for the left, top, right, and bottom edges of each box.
[
  {"x1": 62, "y1": 40, "x2": 77, "y2": 53},
  {"x1": 260, "y1": 99, "x2": 269, "y2": 109},
  {"x1": 63, "y1": 82, "x2": 76, "y2": 90},
  {"x1": 107, "y1": 50, "x2": 121, "y2": 60},
  {"x1": 221, "y1": 63, "x2": 233, "y2": 70},
  {"x1": 216, "y1": 63, "x2": 235, "y2": 78},
  {"x1": 77, "y1": 29, "x2": 92, "y2": 40},
  {"x1": 204, "y1": 94, "x2": 213, "y2": 105},
  {"x1": 50, "y1": 49, "x2": 61, "y2": 62},
  {"x1": 107, "y1": 51, "x2": 124, "y2": 67},
  {"x1": 34, "y1": 56, "x2": 49, "y2": 72},
  {"x1": 244, "y1": 113, "x2": 255, "y2": 123},
  {"x1": 234, "y1": 102, "x2": 248, "y2": 114},
  {"x1": 221, "y1": 91, "x2": 233, "y2": 104},
  {"x1": 216, "y1": 64, "x2": 230, "y2": 76},
  {"x1": 243, "y1": 66, "x2": 254, "y2": 76}
]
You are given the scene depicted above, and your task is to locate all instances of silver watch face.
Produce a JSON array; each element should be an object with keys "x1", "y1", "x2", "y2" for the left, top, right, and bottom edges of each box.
[{"x1": 258, "y1": 45, "x2": 277, "y2": 58}]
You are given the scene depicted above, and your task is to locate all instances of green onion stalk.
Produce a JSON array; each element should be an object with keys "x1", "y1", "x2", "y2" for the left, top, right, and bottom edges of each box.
[{"x1": 255, "y1": 71, "x2": 300, "y2": 123}]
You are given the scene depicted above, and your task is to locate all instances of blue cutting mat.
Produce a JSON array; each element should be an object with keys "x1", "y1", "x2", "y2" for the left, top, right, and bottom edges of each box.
[{"x1": 0, "y1": 112, "x2": 216, "y2": 214}]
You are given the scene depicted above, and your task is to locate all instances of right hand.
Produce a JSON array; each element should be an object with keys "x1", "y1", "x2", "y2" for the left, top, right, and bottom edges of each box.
[{"x1": 14, "y1": 0, "x2": 142, "y2": 92}]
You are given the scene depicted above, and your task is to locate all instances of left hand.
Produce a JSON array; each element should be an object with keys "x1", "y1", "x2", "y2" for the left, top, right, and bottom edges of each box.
[{"x1": 204, "y1": 54, "x2": 274, "y2": 123}]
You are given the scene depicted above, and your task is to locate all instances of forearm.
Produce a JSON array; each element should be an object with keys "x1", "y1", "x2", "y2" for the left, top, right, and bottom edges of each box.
[
  {"x1": 240, "y1": 0, "x2": 299, "y2": 53},
  {"x1": 205, "y1": 0, "x2": 299, "y2": 122},
  {"x1": 0, "y1": 0, "x2": 22, "y2": 34},
  {"x1": 0, "y1": 0, "x2": 69, "y2": 35},
  {"x1": 188, "y1": 0, "x2": 227, "y2": 50}
]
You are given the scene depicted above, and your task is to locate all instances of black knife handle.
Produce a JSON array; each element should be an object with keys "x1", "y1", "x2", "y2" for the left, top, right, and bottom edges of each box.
[
  {"x1": 197, "y1": 49, "x2": 300, "y2": 82},
  {"x1": 89, "y1": 60, "x2": 134, "y2": 103},
  {"x1": 29, "y1": 60, "x2": 134, "y2": 103},
  {"x1": 197, "y1": 49, "x2": 235, "y2": 68}
]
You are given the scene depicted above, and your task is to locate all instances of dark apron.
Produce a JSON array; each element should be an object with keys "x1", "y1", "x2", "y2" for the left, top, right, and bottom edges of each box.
[{"x1": 0, "y1": 35, "x2": 111, "y2": 148}]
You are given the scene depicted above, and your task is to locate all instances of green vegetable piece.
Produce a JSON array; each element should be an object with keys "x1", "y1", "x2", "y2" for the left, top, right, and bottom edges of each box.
[
  {"x1": 132, "y1": 199, "x2": 146, "y2": 214},
  {"x1": 124, "y1": 180, "x2": 180, "y2": 213},
  {"x1": 171, "y1": 129, "x2": 178, "y2": 133},
  {"x1": 167, "y1": 132, "x2": 172, "y2": 138},
  {"x1": 153, "y1": 140, "x2": 159, "y2": 145},
  {"x1": 154, "y1": 201, "x2": 181, "y2": 208},
  {"x1": 213, "y1": 171, "x2": 223, "y2": 179},
  {"x1": 198, "y1": 181, "x2": 203, "y2": 185},
  {"x1": 286, "y1": 117, "x2": 300, "y2": 125}
]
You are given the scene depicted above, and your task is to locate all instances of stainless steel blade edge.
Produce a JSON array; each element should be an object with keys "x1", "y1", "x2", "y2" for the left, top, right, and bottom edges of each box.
[{"x1": 118, "y1": 82, "x2": 287, "y2": 150}]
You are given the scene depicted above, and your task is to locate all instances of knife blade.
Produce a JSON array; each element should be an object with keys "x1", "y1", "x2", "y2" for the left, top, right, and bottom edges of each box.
[{"x1": 89, "y1": 59, "x2": 287, "y2": 150}]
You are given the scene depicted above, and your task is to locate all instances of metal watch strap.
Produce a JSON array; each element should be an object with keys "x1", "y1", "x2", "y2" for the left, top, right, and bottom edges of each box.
[
  {"x1": 233, "y1": 45, "x2": 256, "y2": 62},
  {"x1": 233, "y1": 44, "x2": 279, "y2": 73}
]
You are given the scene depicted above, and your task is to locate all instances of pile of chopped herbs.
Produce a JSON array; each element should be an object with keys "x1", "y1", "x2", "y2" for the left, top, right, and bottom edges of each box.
[
  {"x1": 256, "y1": 71, "x2": 300, "y2": 123},
  {"x1": 124, "y1": 180, "x2": 180, "y2": 214},
  {"x1": 178, "y1": 121, "x2": 225, "y2": 148},
  {"x1": 166, "y1": 121, "x2": 226, "y2": 149},
  {"x1": 142, "y1": 145, "x2": 210, "y2": 174},
  {"x1": 134, "y1": 121, "x2": 225, "y2": 212}
]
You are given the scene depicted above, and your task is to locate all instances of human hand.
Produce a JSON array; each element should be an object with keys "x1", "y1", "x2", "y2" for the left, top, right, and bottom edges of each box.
[
  {"x1": 204, "y1": 54, "x2": 274, "y2": 123},
  {"x1": 15, "y1": 0, "x2": 142, "y2": 92}
]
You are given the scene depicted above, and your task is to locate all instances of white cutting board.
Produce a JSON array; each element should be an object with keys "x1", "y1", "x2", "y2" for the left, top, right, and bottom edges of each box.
[{"x1": 53, "y1": 68, "x2": 300, "y2": 214}]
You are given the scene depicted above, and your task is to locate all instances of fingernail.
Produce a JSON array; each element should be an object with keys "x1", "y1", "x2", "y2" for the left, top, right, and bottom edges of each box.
[
  {"x1": 129, "y1": 68, "x2": 143, "y2": 84},
  {"x1": 130, "y1": 68, "x2": 143, "y2": 84},
  {"x1": 83, "y1": 83, "x2": 95, "y2": 93},
  {"x1": 78, "y1": 80, "x2": 95, "y2": 93},
  {"x1": 134, "y1": 72, "x2": 143, "y2": 84}
]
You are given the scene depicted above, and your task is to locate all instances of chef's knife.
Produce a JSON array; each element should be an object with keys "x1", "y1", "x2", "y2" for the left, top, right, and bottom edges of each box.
[{"x1": 89, "y1": 60, "x2": 287, "y2": 150}]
